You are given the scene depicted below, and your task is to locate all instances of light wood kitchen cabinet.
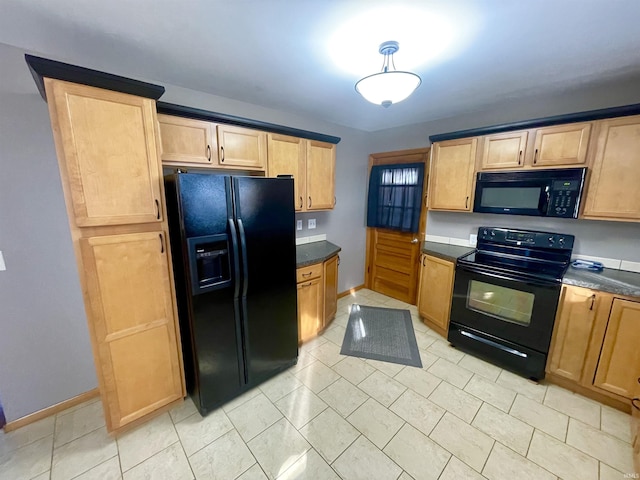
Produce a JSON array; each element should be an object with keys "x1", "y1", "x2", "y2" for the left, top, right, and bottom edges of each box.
[
  {"x1": 48, "y1": 80, "x2": 164, "y2": 227},
  {"x1": 217, "y1": 124, "x2": 267, "y2": 170},
  {"x1": 582, "y1": 115, "x2": 640, "y2": 221},
  {"x1": 531, "y1": 122, "x2": 591, "y2": 167},
  {"x1": 297, "y1": 263, "x2": 324, "y2": 344},
  {"x1": 267, "y1": 135, "x2": 336, "y2": 211},
  {"x1": 267, "y1": 134, "x2": 306, "y2": 211},
  {"x1": 324, "y1": 255, "x2": 339, "y2": 324},
  {"x1": 158, "y1": 115, "x2": 216, "y2": 166},
  {"x1": 296, "y1": 254, "x2": 339, "y2": 344},
  {"x1": 548, "y1": 284, "x2": 640, "y2": 409},
  {"x1": 547, "y1": 286, "x2": 613, "y2": 383},
  {"x1": 416, "y1": 254, "x2": 455, "y2": 337},
  {"x1": 80, "y1": 231, "x2": 184, "y2": 429},
  {"x1": 44, "y1": 79, "x2": 185, "y2": 433},
  {"x1": 306, "y1": 140, "x2": 336, "y2": 210},
  {"x1": 429, "y1": 138, "x2": 477, "y2": 211},
  {"x1": 593, "y1": 298, "x2": 640, "y2": 399},
  {"x1": 480, "y1": 131, "x2": 528, "y2": 169}
]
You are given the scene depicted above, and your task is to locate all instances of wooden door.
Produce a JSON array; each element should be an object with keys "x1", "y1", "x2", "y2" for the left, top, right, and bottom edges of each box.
[
  {"x1": 531, "y1": 123, "x2": 591, "y2": 167},
  {"x1": 365, "y1": 148, "x2": 429, "y2": 304},
  {"x1": 47, "y1": 80, "x2": 163, "y2": 226},
  {"x1": 157, "y1": 115, "x2": 216, "y2": 166},
  {"x1": 267, "y1": 134, "x2": 306, "y2": 211},
  {"x1": 429, "y1": 138, "x2": 477, "y2": 211},
  {"x1": 416, "y1": 255, "x2": 454, "y2": 336},
  {"x1": 306, "y1": 140, "x2": 336, "y2": 210},
  {"x1": 480, "y1": 131, "x2": 527, "y2": 169},
  {"x1": 547, "y1": 286, "x2": 611, "y2": 382},
  {"x1": 80, "y1": 231, "x2": 184, "y2": 431},
  {"x1": 324, "y1": 255, "x2": 339, "y2": 325},
  {"x1": 593, "y1": 298, "x2": 640, "y2": 399},
  {"x1": 582, "y1": 116, "x2": 640, "y2": 220},
  {"x1": 297, "y1": 277, "x2": 324, "y2": 343},
  {"x1": 216, "y1": 124, "x2": 267, "y2": 170}
]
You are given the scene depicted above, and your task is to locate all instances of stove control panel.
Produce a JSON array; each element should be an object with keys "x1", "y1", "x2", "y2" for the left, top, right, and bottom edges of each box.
[{"x1": 478, "y1": 227, "x2": 574, "y2": 250}]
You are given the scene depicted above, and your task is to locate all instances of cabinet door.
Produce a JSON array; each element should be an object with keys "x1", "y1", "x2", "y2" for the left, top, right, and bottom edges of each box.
[
  {"x1": 217, "y1": 125, "x2": 267, "y2": 170},
  {"x1": 297, "y1": 277, "x2": 324, "y2": 343},
  {"x1": 80, "y1": 231, "x2": 184, "y2": 431},
  {"x1": 46, "y1": 80, "x2": 163, "y2": 226},
  {"x1": 324, "y1": 255, "x2": 339, "y2": 325},
  {"x1": 547, "y1": 286, "x2": 611, "y2": 382},
  {"x1": 416, "y1": 255, "x2": 454, "y2": 335},
  {"x1": 267, "y1": 134, "x2": 306, "y2": 211},
  {"x1": 480, "y1": 131, "x2": 527, "y2": 170},
  {"x1": 429, "y1": 138, "x2": 477, "y2": 211},
  {"x1": 594, "y1": 298, "x2": 640, "y2": 399},
  {"x1": 582, "y1": 116, "x2": 640, "y2": 220},
  {"x1": 157, "y1": 115, "x2": 216, "y2": 165},
  {"x1": 306, "y1": 140, "x2": 336, "y2": 210},
  {"x1": 531, "y1": 123, "x2": 591, "y2": 167}
]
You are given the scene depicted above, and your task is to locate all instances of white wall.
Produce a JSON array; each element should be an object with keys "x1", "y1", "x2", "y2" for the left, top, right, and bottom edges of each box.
[{"x1": 0, "y1": 42, "x2": 371, "y2": 422}]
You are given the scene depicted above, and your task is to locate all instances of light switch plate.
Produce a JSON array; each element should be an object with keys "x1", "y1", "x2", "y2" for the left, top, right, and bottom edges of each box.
[
  {"x1": 0, "y1": 251, "x2": 5, "y2": 271},
  {"x1": 296, "y1": 220, "x2": 302, "y2": 231},
  {"x1": 308, "y1": 219, "x2": 316, "y2": 229}
]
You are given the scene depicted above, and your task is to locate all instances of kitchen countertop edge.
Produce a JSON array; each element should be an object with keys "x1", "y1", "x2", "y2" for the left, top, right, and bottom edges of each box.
[
  {"x1": 422, "y1": 241, "x2": 475, "y2": 263},
  {"x1": 296, "y1": 241, "x2": 341, "y2": 267}
]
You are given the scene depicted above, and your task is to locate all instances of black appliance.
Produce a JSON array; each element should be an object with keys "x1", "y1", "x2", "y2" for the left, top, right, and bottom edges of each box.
[
  {"x1": 473, "y1": 167, "x2": 587, "y2": 218},
  {"x1": 165, "y1": 172, "x2": 298, "y2": 415},
  {"x1": 448, "y1": 227, "x2": 574, "y2": 380}
]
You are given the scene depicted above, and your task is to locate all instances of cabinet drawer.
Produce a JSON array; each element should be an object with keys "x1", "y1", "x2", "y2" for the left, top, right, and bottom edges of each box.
[{"x1": 297, "y1": 263, "x2": 322, "y2": 282}]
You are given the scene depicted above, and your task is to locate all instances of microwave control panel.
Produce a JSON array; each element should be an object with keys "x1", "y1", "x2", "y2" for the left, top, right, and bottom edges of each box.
[{"x1": 547, "y1": 179, "x2": 582, "y2": 217}]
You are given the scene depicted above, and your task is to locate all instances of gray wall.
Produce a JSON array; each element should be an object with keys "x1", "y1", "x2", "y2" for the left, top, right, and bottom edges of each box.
[{"x1": 0, "y1": 43, "x2": 371, "y2": 422}]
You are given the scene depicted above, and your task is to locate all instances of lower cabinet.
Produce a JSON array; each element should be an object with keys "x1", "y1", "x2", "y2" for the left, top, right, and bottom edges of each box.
[
  {"x1": 416, "y1": 254, "x2": 455, "y2": 337},
  {"x1": 547, "y1": 285, "x2": 640, "y2": 405},
  {"x1": 296, "y1": 255, "x2": 339, "y2": 344}
]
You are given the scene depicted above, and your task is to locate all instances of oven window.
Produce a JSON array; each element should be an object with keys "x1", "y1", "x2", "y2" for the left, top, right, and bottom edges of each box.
[
  {"x1": 480, "y1": 187, "x2": 541, "y2": 209},
  {"x1": 467, "y1": 280, "x2": 535, "y2": 326}
]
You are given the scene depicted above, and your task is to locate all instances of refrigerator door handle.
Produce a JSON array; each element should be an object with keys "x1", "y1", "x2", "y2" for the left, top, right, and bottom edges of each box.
[
  {"x1": 237, "y1": 218, "x2": 249, "y2": 297},
  {"x1": 228, "y1": 218, "x2": 242, "y2": 299}
]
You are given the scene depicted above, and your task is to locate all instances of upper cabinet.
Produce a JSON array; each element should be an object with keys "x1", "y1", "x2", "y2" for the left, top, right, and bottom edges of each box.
[
  {"x1": 481, "y1": 131, "x2": 528, "y2": 169},
  {"x1": 429, "y1": 137, "x2": 477, "y2": 211},
  {"x1": 478, "y1": 122, "x2": 592, "y2": 171},
  {"x1": 158, "y1": 115, "x2": 216, "y2": 166},
  {"x1": 48, "y1": 80, "x2": 164, "y2": 227},
  {"x1": 266, "y1": 135, "x2": 336, "y2": 211},
  {"x1": 158, "y1": 116, "x2": 266, "y2": 171},
  {"x1": 217, "y1": 124, "x2": 267, "y2": 170},
  {"x1": 582, "y1": 115, "x2": 640, "y2": 221},
  {"x1": 531, "y1": 123, "x2": 591, "y2": 167}
]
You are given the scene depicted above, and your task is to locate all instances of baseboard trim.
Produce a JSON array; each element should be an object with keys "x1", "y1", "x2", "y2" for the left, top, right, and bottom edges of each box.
[
  {"x1": 338, "y1": 284, "x2": 365, "y2": 299},
  {"x1": 3, "y1": 388, "x2": 100, "y2": 432}
]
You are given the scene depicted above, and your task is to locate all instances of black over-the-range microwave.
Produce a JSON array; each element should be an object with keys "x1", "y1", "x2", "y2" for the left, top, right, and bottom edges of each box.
[{"x1": 473, "y1": 167, "x2": 587, "y2": 218}]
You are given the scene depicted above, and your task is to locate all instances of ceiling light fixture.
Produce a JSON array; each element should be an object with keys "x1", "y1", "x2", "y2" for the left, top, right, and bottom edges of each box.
[{"x1": 355, "y1": 40, "x2": 421, "y2": 108}]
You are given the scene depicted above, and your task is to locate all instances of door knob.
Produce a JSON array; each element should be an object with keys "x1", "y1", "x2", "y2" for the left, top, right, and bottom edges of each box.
[{"x1": 411, "y1": 238, "x2": 419, "y2": 244}]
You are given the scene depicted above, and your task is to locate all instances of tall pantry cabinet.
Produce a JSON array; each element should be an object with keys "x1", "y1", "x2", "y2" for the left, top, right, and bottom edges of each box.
[{"x1": 44, "y1": 79, "x2": 185, "y2": 433}]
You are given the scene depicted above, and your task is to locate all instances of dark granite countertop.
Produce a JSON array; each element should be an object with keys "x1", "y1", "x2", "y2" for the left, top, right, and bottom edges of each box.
[
  {"x1": 422, "y1": 242, "x2": 475, "y2": 263},
  {"x1": 296, "y1": 241, "x2": 341, "y2": 267},
  {"x1": 563, "y1": 267, "x2": 640, "y2": 298}
]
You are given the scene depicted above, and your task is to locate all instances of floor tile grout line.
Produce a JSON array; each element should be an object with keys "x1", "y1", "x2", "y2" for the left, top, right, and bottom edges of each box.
[
  {"x1": 118, "y1": 439, "x2": 181, "y2": 476},
  {"x1": 435, "y1": 453, "x2": 454, "y2": 480}
]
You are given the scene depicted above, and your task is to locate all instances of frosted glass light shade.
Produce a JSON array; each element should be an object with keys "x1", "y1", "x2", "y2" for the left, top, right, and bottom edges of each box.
[{"x1": 355, "y1": 70, "x2": 421, "y2": 107}]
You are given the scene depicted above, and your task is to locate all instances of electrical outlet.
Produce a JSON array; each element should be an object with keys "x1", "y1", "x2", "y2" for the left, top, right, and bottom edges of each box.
[
  {"x1": 469, "y1": 234, "x2": 478, "y2": 247},
  {"x1": 308, "y1": 219, "x2": 316, "y2": 229},
  {"x1": 296, "y1": 220, "x2": 302, "y2": 231},
  {"x1": 0, "y1": 251, "x2": 6, "y2": 271}
]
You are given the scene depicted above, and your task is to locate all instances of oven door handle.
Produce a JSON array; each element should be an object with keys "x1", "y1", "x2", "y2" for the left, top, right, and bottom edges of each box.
[
  {"x1": 459, "y1": 329, "x2": 528, "y2": 358},
  {"x1": 456, "y1": 263, "x2": 559, "y2": 288}
]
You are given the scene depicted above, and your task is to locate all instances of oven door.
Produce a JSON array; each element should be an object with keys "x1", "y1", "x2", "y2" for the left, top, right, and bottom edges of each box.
[{"x1": 450, "y1": 263, "x2": 561, "y2": 353}]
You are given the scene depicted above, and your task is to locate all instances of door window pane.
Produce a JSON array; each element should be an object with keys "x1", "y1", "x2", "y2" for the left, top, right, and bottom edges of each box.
[{"x1": 467, "y1": 280, "x2": 534, "y2": 326}]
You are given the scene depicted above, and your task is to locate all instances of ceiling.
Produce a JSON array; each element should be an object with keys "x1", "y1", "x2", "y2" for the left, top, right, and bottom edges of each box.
[{"x1": 1, "y1": 0, "x2": 640, "y2": 132}]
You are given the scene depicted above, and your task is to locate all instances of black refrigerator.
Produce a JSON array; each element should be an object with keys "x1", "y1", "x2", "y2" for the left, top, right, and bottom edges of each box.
[{"x1": 164, "y1": 172, "x2": 298, "y2": 415}]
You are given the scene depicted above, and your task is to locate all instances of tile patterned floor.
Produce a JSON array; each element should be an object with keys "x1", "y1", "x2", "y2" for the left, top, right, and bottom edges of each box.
[{"x1": 0, "y1": 288, "x2": 635, "y2": 480}]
